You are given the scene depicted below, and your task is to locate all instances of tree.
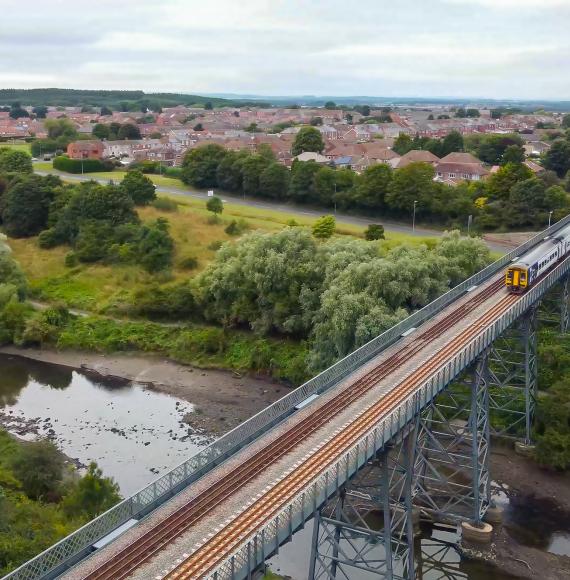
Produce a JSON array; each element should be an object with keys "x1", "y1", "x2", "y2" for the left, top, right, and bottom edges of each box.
[
  {"x1": 259, "y1": 162, "x2": 290, "y2": 200},
  {"x1": 427, "y1": 114, "x2": 434, "y2": 120},
  {"x1": 100, "y1": 105, "x2": 113, "y2": 116},
  {"x1": 466, "y1": 108, "x2": 480, "y2": 118},
  {"x1": 193, "y1": 123, "x2": 204, "y2": 131},
  {"x1": 117, "y1": 123, "x2": 141, "y2": 140},
  {"x1": 181, "y1": 144, "x2": 227, "y2": 188},
  {"x1": 324, "y1": 101, "x2": 336, "y2": 109},
  {"x1": 365, "y1": 224, "x2": 385, "y2": 240},
  {"x1": 121, "y1": 170, "x2": 156, "y2": 205},
  {"x1": 385, "y1": 162, "x2": 437, "y2": 213},
  {"x1": 9, "y1": 103, "x2": 29, "y2": 119},
  {"x1": 257, "y1": 143, "x2": 276, "y2": 162},
  {"x1": 10, "y1": 440, "x2": 64, "y2": 500},
  {"x1": 312, "y1": 215, "x2": 336, "y2": 239},
  {"x1": 543, "y1": 139, "x2": 570, "y2": 178},
  {"x1": 92, "y1": 123, "x2": 111, "y2": 139},
  {"x1": 502, "y1": 144, "x2": 525, "y2": 165},
  {"x1": 241, "y1": 155, "x2": 270, "y2": 197},
  {"x1": 486, "y1": 162, "x2": 533, "y2": 200},
  {"x1": 392, "y1": 133, "x2": 413, "y2": 155},
  {"x1": 204, "y1": 101, "x2": 213, "y2": 110},
  {"x1": 562, "y1": 114, "x2": 570, "y2": 129},
  {"x1": 206, "y1": 195, "x2": 223, "y2": 217},
  {"x1": 310, "y1": 116, "x2": 323, "y2": 126},
  {"x1": 32, "y1": 106, "x2": 48, "y2": 118},
  {"x1": 137, "y1": 218, "x2": 174, "y2": 273},
  {"x1": 565, "y1": 170, "x2": 570, "y2": 193},
  {"x1": 350, "y1": 163, "x2": 393, "y2": 210},
  {"x1": 288, "y1": 161, "x2": 320, "y2": 202},
  {"x1": 441, "y1": 130, "x2": 464, "y2": 156},
  {"x1": 1, "y1": 175, "x2": 61, "y2": 237},
  {"x1": 63, "y1": 462, "x2": 120, "y2": 519},
  {"x1": 292, "y1": 126, "x2": 325, "y2": 155},
  {"x1": 44, "y1": 118, "x2": 78, "y2": 140},
  {"x1": 455, "y1": 108, "x2": 467, "y2": 118},
  {"x1": 216, "y1": 151, "x2": 246, "y2": 191},
  {"x1": 0, "y1": 148, "x2": 33, "y2": 174}
]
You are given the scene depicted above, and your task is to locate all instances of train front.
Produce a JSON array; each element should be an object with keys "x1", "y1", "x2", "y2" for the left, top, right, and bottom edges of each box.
[{"x1": 505, "y1": 264, "x2": 529, "y2": 293}]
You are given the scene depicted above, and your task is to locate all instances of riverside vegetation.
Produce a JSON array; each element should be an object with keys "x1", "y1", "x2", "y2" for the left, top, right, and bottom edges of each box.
[{"x1": 2, "y1": 149, "x2": 570, "y2": 462}]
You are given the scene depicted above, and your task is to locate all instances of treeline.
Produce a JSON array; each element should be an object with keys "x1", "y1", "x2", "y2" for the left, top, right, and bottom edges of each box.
[
  {"x1": 0, "y1": 429, "x2": 120, "y2": 575},
  {"x1": 181, "y1": 140, "x2": 570, "y2": 231},
  {"x1": 0, "y1": 88, "x2": 268, "y2": 109}
]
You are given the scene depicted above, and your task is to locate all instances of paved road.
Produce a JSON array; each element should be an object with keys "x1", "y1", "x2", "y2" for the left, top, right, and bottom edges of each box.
[{"x1": 34, "y1": 167, "x2": 511, "y2": 253}]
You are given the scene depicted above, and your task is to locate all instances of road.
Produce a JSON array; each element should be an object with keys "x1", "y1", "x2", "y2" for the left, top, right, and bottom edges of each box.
[{"x1": 34, "y1": 167, "x2": 511, "y2": 252}]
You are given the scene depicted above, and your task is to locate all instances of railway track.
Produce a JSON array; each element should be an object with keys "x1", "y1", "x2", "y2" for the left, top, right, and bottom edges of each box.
[{"x1": 83, "y1": 278, "x2": 506, "y2": 580}]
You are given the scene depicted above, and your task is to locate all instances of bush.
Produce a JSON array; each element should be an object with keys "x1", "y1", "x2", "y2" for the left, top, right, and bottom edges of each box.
[
  {"x1": 165, "y1": 167, "x2": 182, "y2": 179},
  {"x1": 53, "y1": 156, "x2": 109, "y2": 174},
  {"x1": 38, "y1": 228, "x2": 61, "y2": 249},
  {"x1": 365, "y1": 224, "x2": 385, "y2": 240},
  {"x1": 151, "y1": 197, "x2": 178, "y2": 212},
  {"x1": 224, "y1": 219, "x2": 249, "y2": 236},
  {"x1": 178, "y1": 255, "x2": 199, "y2": 270},
  {"x1": 208, "y1": 240, "x2": 223, "y2": 251},
  {"x1": 130, "y1": 282, "x2": 196, "y2": 320}
]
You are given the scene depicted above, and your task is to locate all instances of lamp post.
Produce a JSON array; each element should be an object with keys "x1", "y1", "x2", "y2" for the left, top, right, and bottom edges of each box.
[
  {"x1": 412, "y1": 200, "x2": 418, "y2": 233},
  {"x1": 467, "y1": 214, "x2": 473, "y2": 236},
  {"x1": 548, "y1": 211, "x2": 553, "y2": 228}
]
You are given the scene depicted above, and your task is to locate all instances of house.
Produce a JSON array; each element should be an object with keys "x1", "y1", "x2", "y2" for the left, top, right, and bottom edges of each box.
[
  {"x1": 67, "y1": 141, "x2": 104, "y2": 160},
  {"x1": 294, "y1": 152, "x2": 330, "y2": 164},
  {"x1": 394, "y1": 150, "x2": 440, "y2": 169},
  {"x1": 435, "y1": 152, "x2": 489, "y2": 183},
  {"x1": 523, "y1": 141, "x2": 551, "y2": 156},
  {"x1": 524, "y1": 159, "x2": 545, "y2": 174}
]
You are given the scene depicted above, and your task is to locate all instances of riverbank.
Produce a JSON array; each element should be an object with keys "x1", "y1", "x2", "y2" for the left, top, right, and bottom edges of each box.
[
  {"x1": 484, "y1": 446, "x2": 570, "y2": 579},
  {"x1": 0, "y1": 346, "x2": 287, "y2": 435}
]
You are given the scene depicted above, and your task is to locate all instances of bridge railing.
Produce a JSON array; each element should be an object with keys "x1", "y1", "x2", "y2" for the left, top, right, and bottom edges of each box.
[{"x1": 6, "y1": 217, "x2": 570, "y2": 580}]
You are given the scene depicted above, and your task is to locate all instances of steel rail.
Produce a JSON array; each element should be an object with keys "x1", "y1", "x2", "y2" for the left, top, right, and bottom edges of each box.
[
  {"x1": 82, "y1": 279, "x2": 504, "y2": 580},
  {"x1": 164, "y1": 294, "x2": 517, "y2": 579}
]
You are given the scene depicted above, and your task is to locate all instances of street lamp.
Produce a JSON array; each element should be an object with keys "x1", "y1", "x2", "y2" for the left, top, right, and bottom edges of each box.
[
  {"x1": 467, "y1": 214, "x2": 473, "y2": 236},
  {"x1": 412, "y1": 200, "x2": 418, "y2": 233},
  {"x1": 548, "y1": 211, "x2": 553, "y2": 228}
]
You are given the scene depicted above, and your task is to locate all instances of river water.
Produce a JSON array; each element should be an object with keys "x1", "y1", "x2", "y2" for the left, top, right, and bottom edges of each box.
[{"x1": 1, "y1": 353, "x2": 569, "y2": 579}]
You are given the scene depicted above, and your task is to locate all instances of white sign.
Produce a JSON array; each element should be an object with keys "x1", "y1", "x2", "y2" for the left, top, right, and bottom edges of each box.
[{"x1": 207, "y1": 190, "x2": 214, "y2": 197}]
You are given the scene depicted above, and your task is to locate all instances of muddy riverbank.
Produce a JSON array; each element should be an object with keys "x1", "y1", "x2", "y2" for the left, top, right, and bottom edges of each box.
[
  {"x1": 0, "y1": 346, "x2": 288, "y2": 434},
  {"x1": 482, "y1": 446, "x2": 570, "y2": 579}
]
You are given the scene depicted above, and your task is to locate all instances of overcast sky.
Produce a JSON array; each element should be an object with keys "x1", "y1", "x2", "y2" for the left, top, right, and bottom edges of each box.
[{"x1": 1, "y1": 0, "x2": 569, "y2": 100}]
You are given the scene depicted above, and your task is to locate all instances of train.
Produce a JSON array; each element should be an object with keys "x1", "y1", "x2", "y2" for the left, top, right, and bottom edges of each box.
[{"x1": 505, "y1": 223, "x2": 570, "y2": 294}]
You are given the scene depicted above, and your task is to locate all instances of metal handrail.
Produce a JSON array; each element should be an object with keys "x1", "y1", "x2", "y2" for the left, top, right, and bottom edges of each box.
[{"x1": 6, "y1": 216, "x2": 570, "y2": 580}]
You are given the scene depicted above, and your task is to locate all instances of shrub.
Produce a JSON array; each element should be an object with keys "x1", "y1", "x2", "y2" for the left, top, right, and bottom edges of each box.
[
  {"x1": 151, "y1": 197, "x2": 178, "y2": 212},
  {"x1": 224, "y1": 219, "x2": 249, "y2": 236},
  {"x1": 207, "y1": 240, "x2": 223, "y2": 251},
  {"x1": 53, "y1": 156, "x2": 110, "y2": 174},
  {"x1": 312, "y1": 215, "x2": 336, "y2": 239},
  {"x1": 178, "y1": 255, "x2": 199, "y2": 270},
  {"x1": 165, "y1": 167, "x2": 182, "y2": 179},
  {"x1": 38, "y1": 228, "x2": 61, "y2": 249},
  {"x1": 365, "y1": 224, "x2": 385, "y2": 240}
]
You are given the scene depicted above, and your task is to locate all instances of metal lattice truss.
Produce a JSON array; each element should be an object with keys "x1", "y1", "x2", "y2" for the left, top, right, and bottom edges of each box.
[
  {"x1": 415, "y1": 527, "x2": 469, "y2": 580},
  {"x1": 538, "y1": 274, "x2": 569, "y2": 332},
  {"x1": 309, "y1": 429, "x2": 417, "y2": 580},
  {"x1": 487, "y1": 306, "x2": 538, "y2": 442},
  {"x1": 413, "y1": 352, "x2": 490, "y2": 524}
]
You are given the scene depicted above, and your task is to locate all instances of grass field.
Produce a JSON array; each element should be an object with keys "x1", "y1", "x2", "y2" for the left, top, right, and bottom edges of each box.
[{"x1": 0, "y1": 141, "x2": 32, "y2": 153}]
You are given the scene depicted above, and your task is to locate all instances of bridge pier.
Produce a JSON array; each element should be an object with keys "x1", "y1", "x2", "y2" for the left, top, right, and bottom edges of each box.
[
  {"x1": 487, "y1": 305, "x2": 538, "y2": 444},
  {"x1": 309, "y1": 429, "x2": 418, "y2": 580},
  {"x1": 413, "y1": 350, "x2": 490, "y2": 526}
]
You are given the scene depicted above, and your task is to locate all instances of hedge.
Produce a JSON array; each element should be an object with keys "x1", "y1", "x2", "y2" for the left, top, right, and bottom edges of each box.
[{"x1": 53, "y1": 156, "x2": 110, "y2": 174}]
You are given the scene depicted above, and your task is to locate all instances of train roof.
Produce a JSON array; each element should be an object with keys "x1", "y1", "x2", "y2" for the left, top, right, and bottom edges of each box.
[{"x1": 509, "y1": 222, "x2": 570, "y2": 268}]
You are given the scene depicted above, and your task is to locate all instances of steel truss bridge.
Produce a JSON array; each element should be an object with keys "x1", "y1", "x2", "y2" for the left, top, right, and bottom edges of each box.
[{"x1": 7, "y1": 218, "x2": 570, "y2": 580}]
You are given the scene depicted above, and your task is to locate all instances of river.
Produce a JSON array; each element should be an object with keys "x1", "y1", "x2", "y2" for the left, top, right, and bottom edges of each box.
[{"x1": 1, "y1": 353, "x2": 569, "y2": 579}]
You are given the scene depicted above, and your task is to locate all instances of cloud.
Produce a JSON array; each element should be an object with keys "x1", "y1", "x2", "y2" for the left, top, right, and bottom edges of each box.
[{"x1": 0, "y1": 0, "x2": 568, "y2": 99}]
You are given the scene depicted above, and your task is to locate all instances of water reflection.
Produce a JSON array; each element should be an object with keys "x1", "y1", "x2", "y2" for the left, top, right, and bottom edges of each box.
[{"x1": 0, "y1": 353, "x2": 210, "y2": 495}]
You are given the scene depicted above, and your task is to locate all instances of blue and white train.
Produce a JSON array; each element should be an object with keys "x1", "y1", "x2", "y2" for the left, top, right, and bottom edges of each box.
[{"x1": 506, "y1": 223, "x2": 570, "y2": 293}]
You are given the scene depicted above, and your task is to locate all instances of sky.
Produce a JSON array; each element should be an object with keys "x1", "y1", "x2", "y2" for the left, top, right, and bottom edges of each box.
[{"x1": 1, "y1": 0, "x2": 569, "y2": 100}]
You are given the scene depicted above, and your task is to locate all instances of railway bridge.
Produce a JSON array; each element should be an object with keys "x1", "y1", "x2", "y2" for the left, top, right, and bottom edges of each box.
[{"x1": 7, "y1": 218, "x2": 570, "y2": 580}]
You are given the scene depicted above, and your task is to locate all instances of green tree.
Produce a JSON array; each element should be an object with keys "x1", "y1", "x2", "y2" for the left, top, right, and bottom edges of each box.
[
  {"x1": 32, "y1": 105, "x2": 48, "y2": 118},
  {"x1": 44, "y1": 118, "x2": 78, "y2": 140},
  {"x1": 0, "y1": 148, "x2": 33, "y2": 174},
  {"x1": 204, "y1": 101, "x2": 213, "y2": 110},
  {"x1": 206, "y1": 195, "x2": 224, "y2": 217},
  {"x1": 181, "y1": 144, "x2": 227, "y2": 188},
  {"x1": 292, "y1": 126, "x2": 325, "y2": 155},
  {"x1": 312, "y1": 215, "x2": 336, "y2": 239},
  {"x1": 441, "y1": 130, "x2": 464, "y2": 156},
  {"x1": 486, "y1": 162, "x2": 533, "y2": 200},
  {"x1": 259, "y1": 162, "x2": 290, "y2": 199},
  {"x1": 324, "y1": 101, "x2": 336, "y2": 109},
  {"x1": 392, "y1": 133, "x2": 413, "y2": 155},
  {"x1": 10, "y1": 440, "x2": 64, "y2": 500},
  {"x1": 100, "y1": 105, "x2": 112, "y2": 116},
  {"x1": 350, "y1": 164, "x2": 393, "y2": 210},
  {"x1": 310, "y1": 116, "x2": 323, "y2": 126},
  {"x1": 216, "y1": 151, "x2": 246, "y2": 191},
  {"x1": 543, "y1": 139, "x2": 570, "y2": 177},
  {"x1": 241, "y1": 155, "x2": 270, "y2": 197},
  {"x1": 385, "y1": 162, "x2": 436, "y2": 213},
  {"x1": 121, "y1": 170, "x2": 156, "y2": 205},
  {"x1": 117, "y1": 123, "x2": 141, "y2": 140},
  {"x1": 501, "y1": 144, "x2": 525, "y2": 165},
  {"x1": 9, "y1": 103, "x2": 29, "y2": 119},
  {"x1": 287, "y1": 161, "x2": 320, "y2": 202},
  {"x1": 137, "y1": 218, "x2": 174, "y2": 273},
  {"x1": 365, "y1": 224, "x2": 385, "y2": 240},
  {"x1": 562, "y1": 114, "x2": 570, "y2": 129},
  {"x1": 63, "y1": 462, "x2": 120, "y2": 519},
  {"x1": 1, "y1": 175, "x2": 61, "y2": 237},
  {"x1": 92, "y1": 123, "x2": 111, "y2": 139}
]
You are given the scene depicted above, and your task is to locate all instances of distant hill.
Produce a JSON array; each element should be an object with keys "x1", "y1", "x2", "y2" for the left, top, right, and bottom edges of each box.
[{"x1": 0, "y1": 88, "x2": 270, "y2": 109}]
